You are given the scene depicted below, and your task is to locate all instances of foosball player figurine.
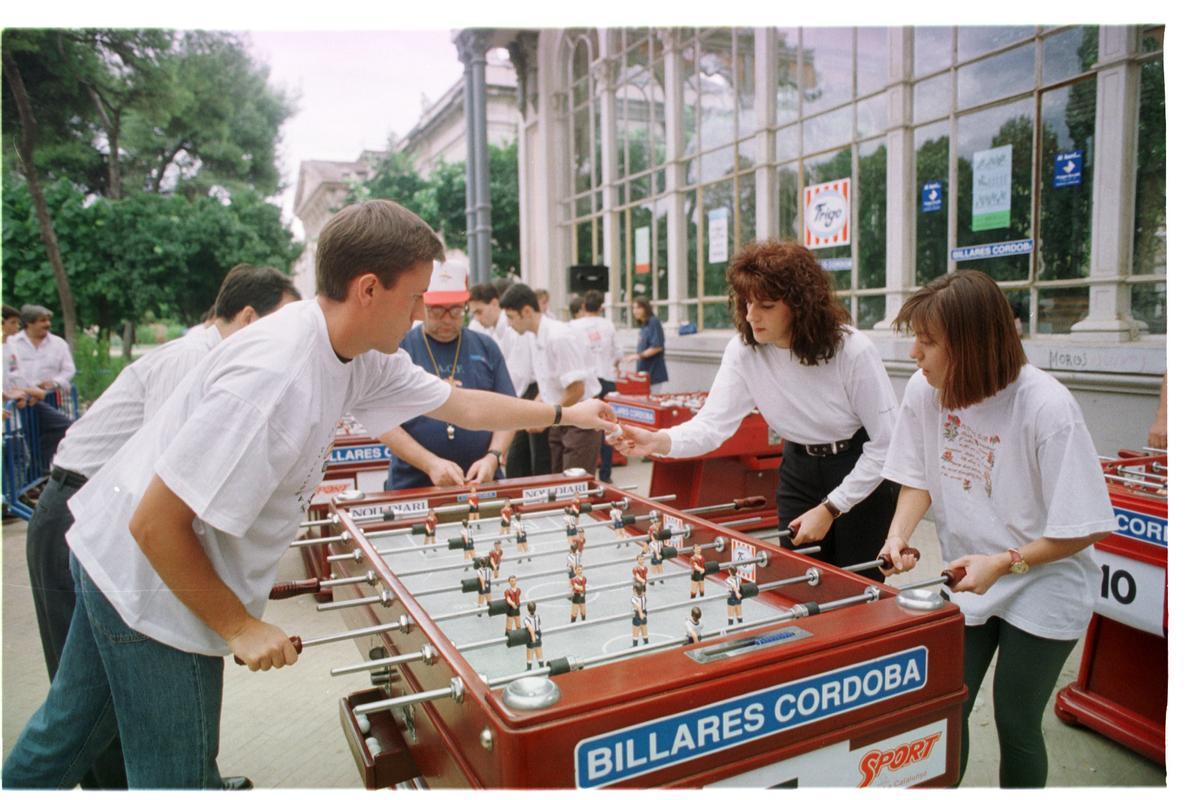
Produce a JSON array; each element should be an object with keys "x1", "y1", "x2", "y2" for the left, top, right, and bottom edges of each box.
[
  {"x1": 566, "y1": 542, "x2": 582, "y2": 579},
  {"x1": 423, "y1": 509, "x2": 438, "y2": 544},
  {"x1": 689, "y1": 544, "x2": 707, "y2": 598},
  {"x1": 631, "y1": 583, "x2": 649, "y2": 647},
  {"x1": 725, "y1": 571, "x2": 743, "y2": 624},
  {"x1": 513, "y1": 513, "x2": 529, "y2": 560},
  {"x1": 488, "y1": 539, "x2": 504, "y2": 573},
  {"x1": 460, "y1": 519, "x2": 476, "y2": 561},
  {"x1": 564, "y1": 516, "x2": 579, "y2": 540},
  {"x1": 523, "y1": 601, "x2": 544, "y2": 670},
  {"x1": 569, "y1": 566, "x2": 587, "y2": 622},
  {"x1": 499, "y1": 498, "x2": 514, "y2": 534},
  {"x1": 475, "y1": 559, "x2": 494, "y2": 609},
  {"x1": 685, "y1": 607, "x2": 703, "y2": 644},
  {"x1": 467, "y1": 486, "x2": 480, "y2": 522},
  {"x1": 648, "y1": 534, "x2": 665, "y2": 583},
  {"x1": 632, "y1": 552, "x2": 649, "y2": 592},
  {"x1": 569, "y1": 526, "x2": 586, "y2": 555},
  {"x1": 504, "y1": 576, "x2": 522, "y2": 632}
]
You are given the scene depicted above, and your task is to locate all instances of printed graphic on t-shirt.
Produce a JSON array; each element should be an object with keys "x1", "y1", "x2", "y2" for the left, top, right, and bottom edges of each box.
[{"x1": 939, "y1": 414, "x2": 999, "y2": 497}]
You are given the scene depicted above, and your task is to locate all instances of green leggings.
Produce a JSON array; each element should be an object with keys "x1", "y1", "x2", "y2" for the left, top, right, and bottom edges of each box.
[{"x1": 958, "y1": 617, "x2": 1077, "y2": 788}]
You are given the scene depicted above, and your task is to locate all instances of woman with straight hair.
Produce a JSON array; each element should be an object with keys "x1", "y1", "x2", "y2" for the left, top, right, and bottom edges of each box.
[
  {"x1": 614, "y1": 240, "x2": 898, "y2": 579},
  {"x1": 623, "y1": 298, "x2": 668, "y2": 393},
  {"x1": 878, "y1": 269, "x2": 1115, "y2": 787}
]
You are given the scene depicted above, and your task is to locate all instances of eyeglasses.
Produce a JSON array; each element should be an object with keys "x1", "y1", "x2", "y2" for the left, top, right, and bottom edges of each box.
[{"x1": 427, "y1": 305, "x2": 466, "y2": 319}]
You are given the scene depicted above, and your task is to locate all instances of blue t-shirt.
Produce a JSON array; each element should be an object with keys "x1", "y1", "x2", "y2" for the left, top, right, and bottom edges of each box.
[
  {"x1": 386, "y1": 328, "x2": 516, "y2": 490},
  {"x1": 636, "y1": 316, "x2": 668, "y2": 384}
]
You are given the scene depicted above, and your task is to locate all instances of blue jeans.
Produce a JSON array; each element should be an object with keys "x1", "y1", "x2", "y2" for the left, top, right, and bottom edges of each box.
[{"x1": 2, "y1": 554, "x2": 225, "y2": 789}]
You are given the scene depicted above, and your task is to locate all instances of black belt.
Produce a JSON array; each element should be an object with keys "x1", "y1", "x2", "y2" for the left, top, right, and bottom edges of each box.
[
  {"x1": 786, "y1": 428, "x2": 866, "y2": 458},
  {"x1": 50, "y1": 465, "x2": 89, "y2": 489}
]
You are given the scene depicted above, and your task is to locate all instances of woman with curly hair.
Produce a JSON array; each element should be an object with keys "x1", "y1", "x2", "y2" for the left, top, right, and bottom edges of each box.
[{"x1": 613, "y1": 240, "x2": 898, "y2": 578}]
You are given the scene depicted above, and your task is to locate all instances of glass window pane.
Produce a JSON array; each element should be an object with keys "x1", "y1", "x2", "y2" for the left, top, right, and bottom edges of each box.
[
  {"x1": 703, "y1": 302, "x2": 733, "y2": 329},
  {"x1": 1043, "y1": 27, "x2": 1100, "y2": 84},
  {"x1": 857, "y1": 295, "x2": 886, "y2": 330},
  {"x1": 1005, "y1": 289, "x2": 1030, "y2": 336},
  {"x1": 703, "y1": 180, "x2": 734, "y2": 299},
  {"x1": 778, "y1": 122, "x2": 800, "y2": 164},
  {"x1": 1131, "y1": 282, "x2": 1166, "y2": 334},
  {"x1": 655, "y1": 200, "x2": 670, "y2": 301},
  {"x1": 700, "y1": 145, "x2": 735, "y2": 183},
  {"x1": 914, "y1": 73, "x2": 951, "y2": 123},
  {"x1": 686, "y1": 189, "x2": 700, "y2": 299},
  {"x1": 803, "y1": 149, "x2": 853, "y2": 292},
  {"x1": 856, "y1": 27, "x2": 889, "y2": 96},
  {"x1": 915, "y1": 121, "x2": 950, "y2": 285},
  {"x1": 617, "y1": 209, "x2": 629, "y2": 305},
  {"x1": 913, "y1": 26, "x2": 953, "y2": 77},
  {"x1": 801, "y1": 27, "x2": 853, "y2": 115},
  {"x1": 779, "y1": 161, "x2": 799, "y2": 241},
  {"x1": 955, "y1": 98, "x2": 1035, "y2": 283},
  {"x1": 682, "y1": 42, "x2": 700, "y2": 157},
  {"x1": 737, "y1": 136, "x2": 759, "y2": 168},
  {"x1": 576, "y1": 220, "x2": 593, "y2": 265},
  {"x1": 1139, "y1": 25, "x2": 1165, "y2": 54},
  {"x1": 777, "y1": 29, "x2": 800, "y2": 126},
  {"x1": 957, "y1": 43, "x2": 1035, "y2": 108},
  {"x1": 856, "y1": 92, "x2": 888, "y2": 139},
  {"x1": 858, "y1": 137, "x2": 887, "y2": 289},
  {"x1": 1038, "y1": 79, "x2": 1095, "y2": 281},
  {"x1": 957, "y1": 26, "x2": 1035, "y2": 61},
  {"x1": 573, "y1": 107, "x2": 592, "y2": 194},
  {"x1": 685, "y1": 155, "x2": 701, "y2": 187},
  {"x1": 737, "y1": 173, "x2": 756, "y2": 248},
  {"x1": 803, "y1": 104, "x2": 854, "y2": 155},
  {"x1": 700, "y1": 32, "x2": 736, "y2": 150},
  {"x1": 1037, "y1": 287, "x2": 1089, "y2": 334},
  {"x1": 737, "y1": 29, "x2": 756, "y2": 140},
  {"x1": 631, "y1": 203, "x2": 653, "y2": 299},
  {"x1": 1132, "y1": 59, "x2": 1166, "y2": 276}
]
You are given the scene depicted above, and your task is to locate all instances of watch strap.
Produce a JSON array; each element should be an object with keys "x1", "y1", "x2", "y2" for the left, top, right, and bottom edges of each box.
[{"x1": 821, "y1": 496, "x2": 843, "y2": 519}]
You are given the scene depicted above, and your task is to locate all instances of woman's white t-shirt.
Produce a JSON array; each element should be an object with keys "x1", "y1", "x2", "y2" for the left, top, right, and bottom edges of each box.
[
  {"x1": 882, "y1": 365, "x2": 1117, "y2": 639},
  {"x1": 67, "y1": 300, "x2": 451, "y2": 655}
]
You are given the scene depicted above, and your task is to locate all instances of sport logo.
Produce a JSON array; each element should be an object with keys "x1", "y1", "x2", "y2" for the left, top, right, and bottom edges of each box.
[{"x1": 857, "y1": 732, "x2": 942, "y2": 787}]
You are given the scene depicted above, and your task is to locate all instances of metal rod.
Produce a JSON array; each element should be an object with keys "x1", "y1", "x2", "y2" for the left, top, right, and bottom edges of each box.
[
  {"x1": 1103, "y1": 474, "x2": 1167, "y2": 490},
  {"x1": 330, "y1": 649, "x2": 426, "y2": 677},
  {"x1": 303, "y1": 621, "x2": 405, "y2": 648},
  {"x1": 316, "y1": 592, "x2": 392, "y2": 612},
  {"x1": 353, "y1": 685, "x2": 455, "y2": 715}
]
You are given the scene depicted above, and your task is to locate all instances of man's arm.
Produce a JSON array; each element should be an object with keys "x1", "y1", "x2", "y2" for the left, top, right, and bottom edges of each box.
[
  {"x1": 465, "y1": 429, "x2": 516, "y2": 483},
  {"x1": 128, "y1": 475, "x2": 298, "y2": 670},
  {"x1": 378, "y1": 425, "x2": 465, "y2": 487},
  {"x1": 51, "y1": 337, "x2": 76, "y2": 390},
  {"x1": 426, "y1": 388, "x2": 616, "y2": 432},
  {"x1": 560, "y1": 380, "x2": 585, "y2": 407}
]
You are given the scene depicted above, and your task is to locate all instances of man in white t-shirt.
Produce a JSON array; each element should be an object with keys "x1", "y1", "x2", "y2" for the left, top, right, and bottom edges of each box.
[
  {"x1": 5, "y1": 305, "x2": 77, "y2": 469},
  {"x1": 500, "y1": 283, "x2": 602, "y2": 474},
  {"x1": 569, "y1": 290, "x2": 621, "y2": 481},
  {"x1": 20, "y1": 266, "x2": 299, "y2": 790},
  {"x1": 2, "y1": 200, "x2": 617, "y2": 789}
]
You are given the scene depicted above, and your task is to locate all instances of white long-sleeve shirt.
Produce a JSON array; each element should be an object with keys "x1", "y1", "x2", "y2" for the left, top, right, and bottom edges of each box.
[
  {"x1": 570, "y1": 315, "x2": 621, "y2": 382},
  {"x1": 666, "y1": 328, "x2": 898, "y2": 512},
  {"x1": 531, "y1": 316, "x2": 599, "y2": 405},
  {"x1": 9, "y1": 330, "x2": 75, "y2": 390},
  {"x1": 469, "y1": 313, "x2": 534, "y2": 397}
]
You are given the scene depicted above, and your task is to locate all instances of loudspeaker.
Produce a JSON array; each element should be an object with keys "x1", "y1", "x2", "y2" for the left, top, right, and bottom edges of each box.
[{"x1": 568, "y1": 264, "x2": 609, "y2": 293}]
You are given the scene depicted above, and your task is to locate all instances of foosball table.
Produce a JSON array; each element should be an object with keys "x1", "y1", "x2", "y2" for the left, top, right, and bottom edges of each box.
[
  {"x1": 605, "y1": 392, "x2": 783, "y2": 530},
  {"x1": 1055, "y1": 448, "x2": 1167, "y2": 764},
  {"x1": 282, "y1": 475, "x2": 969, "y2": 788}
]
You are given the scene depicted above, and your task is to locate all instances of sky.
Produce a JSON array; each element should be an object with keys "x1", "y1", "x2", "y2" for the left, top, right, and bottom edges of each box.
[{"x1": 246, "y1": 31, "x2": 466, "y2": 239}]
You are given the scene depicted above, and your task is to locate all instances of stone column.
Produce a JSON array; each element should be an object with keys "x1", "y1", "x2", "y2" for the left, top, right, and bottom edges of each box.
[
  {"x1": 597, "y1": 35, "x2": 621, "y2": 310},
  {"x1": 754, "y1": 28, "x2": 777, "y2": 240},
  {"x1": 660, "y1": 29, "x2": 686, "y2": 328},
  {"x1": 877, "y1": 26, "x2": 915, "y2": 331},
  {"x1": 456, "y1": 29, "x2": 494, "y2": 285}
]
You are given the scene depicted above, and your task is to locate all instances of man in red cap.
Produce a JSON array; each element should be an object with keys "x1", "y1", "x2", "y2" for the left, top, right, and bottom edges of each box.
[{"x1": 381, "y1": 259, "x2": 517, "y2": 489}]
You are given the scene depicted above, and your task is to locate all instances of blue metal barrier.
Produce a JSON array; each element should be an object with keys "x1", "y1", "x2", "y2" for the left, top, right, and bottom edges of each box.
[{"x1": 2, "y1": 384, "x2": 81, "y2": 521}]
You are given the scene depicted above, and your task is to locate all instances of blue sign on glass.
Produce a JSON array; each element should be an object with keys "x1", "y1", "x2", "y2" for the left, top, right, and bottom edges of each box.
[
  {"x1": 921, "y1": 180, "x2": 943, "y2": 213},
  {"x1": 1053, "y1": 150, "x2": 1084, "y2": 188},
  {"x1": 951, "y1": 239, "x2": 1034, "y2": 262}
]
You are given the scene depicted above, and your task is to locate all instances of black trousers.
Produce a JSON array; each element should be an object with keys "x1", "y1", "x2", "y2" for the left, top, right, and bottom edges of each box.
[
  {"x1": 506, "y1": 382, "x2": 551, "y2": 478},
  {"x1": 775, "y1": 429, "x2": 898, "y2": 582},
  {"x1": 24, "y1": 474, "x2": 128, "y2": 788}
]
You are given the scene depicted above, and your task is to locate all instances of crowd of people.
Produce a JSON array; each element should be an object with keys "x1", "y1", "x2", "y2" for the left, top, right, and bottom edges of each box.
[{"x1": 0, "y1": 198, "x2": 1159, "y2": 790}]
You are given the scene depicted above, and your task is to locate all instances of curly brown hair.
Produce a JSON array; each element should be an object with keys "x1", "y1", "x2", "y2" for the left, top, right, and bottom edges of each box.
[{"x1": 727, "y1": 240, "x2": 849, "y2": 365}]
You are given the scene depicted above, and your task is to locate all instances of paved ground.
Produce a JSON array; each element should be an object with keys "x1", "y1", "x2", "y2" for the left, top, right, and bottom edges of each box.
[{"x1": 1, "y1": 458, "x2": 1167, "y2": 788}]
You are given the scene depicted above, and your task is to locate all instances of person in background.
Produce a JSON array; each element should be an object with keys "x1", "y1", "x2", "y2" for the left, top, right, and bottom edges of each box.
[
  {"x1": 501, "y1": 283, "x2": 602, "y2": 474},
  {"x1": 3, "y1": 304, "x2": 26, "y2": 402},
  {"x1": 535, "y1": 288, "x2": 557, "y2": 320},
  {"x1": 568, "y1": 294, "x2": 585, "y2": 319},
  {"x1": 468, "y1": 282, "x2": 547, "y2": 477},
  {"x1": 879, "y1": 269, "x2": 1115, "y2": 788},
  {"x1": 5, "y1": 305, "x2": 76, "y2": 469},
  {"x1": 21, "y1": 265, "x2": 298, "y2": 790},
  {"x1": 570, "y1": 290, "x2": 621, "y2": 482},
  {"x1": 383, "y1": 261, "x2": 516, "y2": 489},
  {"x1": 623, "y1": 298, "x2": 668, "y2": 393},
  {"x1": 1148, "y1": 372, "x2": 1166, "y2": 449}
]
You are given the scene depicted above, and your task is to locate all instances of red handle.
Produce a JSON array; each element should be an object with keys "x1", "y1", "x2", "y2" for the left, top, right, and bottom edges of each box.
[
  {"x1": 269, "y1": 579, "x2": 321, "y2": 599},
  {"x1": 732, "y1": 496, "x2": 767, "y2": 509},
  {"x1": 878, "y1": 546, "x2": 921, "y2": 571},
  {"x1": 942, "y1": 566, "x2": 967, "y2": 587},
  {"x1": 234, "y1": 635, "x2": 303, "y2": 666}
]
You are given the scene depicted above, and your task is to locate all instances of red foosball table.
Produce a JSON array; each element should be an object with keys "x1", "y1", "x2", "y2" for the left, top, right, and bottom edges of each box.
[
  {"x1": 1055, "y1": 449, "x2": 1167, "y2": 764},
  {"x1": 606, "y1": 392, "x2": 783, "y2": 530},
  {"x1": 283, "y1": 474, "x2": 968, "y2": 788},
  {"x1": 298, "y1": 417, "x2": 392, "y2": 601}
]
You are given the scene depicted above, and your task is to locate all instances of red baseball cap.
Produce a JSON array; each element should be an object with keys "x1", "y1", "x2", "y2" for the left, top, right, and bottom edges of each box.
[{"x1": 424, "y1": 259, "x2": 470, "y2": 305}]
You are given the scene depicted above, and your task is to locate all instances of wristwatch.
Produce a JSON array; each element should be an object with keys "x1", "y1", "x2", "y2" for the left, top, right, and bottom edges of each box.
[
  {"x1": 820, "y1": 496, "x2": 843, "y2": 519},
  {"x1": 486, "y1": 449, "x2": 504, "y2": 465},
  {"x1": 1007, "y1": 548, "x2": 1030, "y2": 575}
]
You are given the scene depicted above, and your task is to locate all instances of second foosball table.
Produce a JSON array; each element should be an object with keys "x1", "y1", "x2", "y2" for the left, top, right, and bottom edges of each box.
[{"x1": 282, "y1": 474, "x2": 968, "y2": 788}]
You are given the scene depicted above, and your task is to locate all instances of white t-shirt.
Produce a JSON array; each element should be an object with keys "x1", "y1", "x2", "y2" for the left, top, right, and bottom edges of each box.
[
  {"x1": 667, "y1": 328, "x2": 898, "y2": 511},
  {"x1": 54, "y1": 327, "x2": 222, "y2": 477},
  {"x1": 469, "y1": 313, "x2": 533, "y2": 397},
  {"x1": 570, "y1": 315, "x2": 620, "y2": 382},
  {"x1": 882, "y1": 365, "x2": 1117, "y2": 640},
  {"x1": 66, "y1": 300, "x2": 451, "y2": 655},
  {"x1": 3, "y1": 339, "x2": 22, "y2": 393},
  {"x1": 531, "y1": 316, "x2": 599, "y2": 406},
  {"x1": 9, "y1": 330, "x2": 75, "y2": 390}
]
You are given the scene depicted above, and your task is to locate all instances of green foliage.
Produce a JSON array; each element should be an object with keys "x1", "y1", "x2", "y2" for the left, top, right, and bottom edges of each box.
[
  {"x1": 71, "y1": 331, "x2": 131, "y2": 405},
  {"x1": 351, "y1": 141, "x2": 519, "y2": 278}
]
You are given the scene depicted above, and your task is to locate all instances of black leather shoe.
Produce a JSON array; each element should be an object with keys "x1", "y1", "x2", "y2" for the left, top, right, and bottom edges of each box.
[{"x1": 222, "y1": 776, "x2": 254, "y2": 790}]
